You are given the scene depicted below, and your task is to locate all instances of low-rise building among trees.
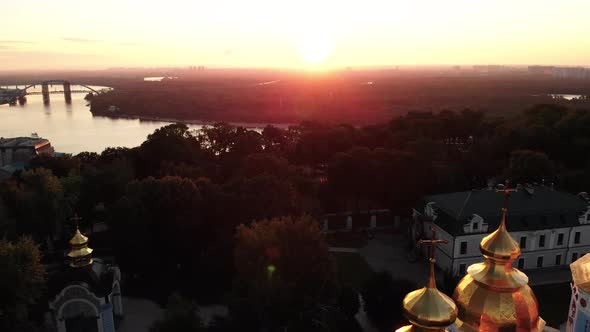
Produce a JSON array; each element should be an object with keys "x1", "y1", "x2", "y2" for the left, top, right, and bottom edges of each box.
[{"x1": 48, "y1": 225, "x2": 122, "y2": 332}]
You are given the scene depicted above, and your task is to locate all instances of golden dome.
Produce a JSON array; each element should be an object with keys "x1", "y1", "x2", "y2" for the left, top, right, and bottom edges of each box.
[
  {"x1": 452, "y1": 206, "x2": 545, "y2": 332},
  {"x1": 480, "y1": 208, "x2": 520, "y2": 261},
  {"x1": 67, "y1": 226, "x2": 93, "y2": 268},
  {"x1": 403, "y1": 280, "x2": 458, "y2": 329},
  {"x1": 69, "y1": 228, "x2": 89, "y2": 246},
  {"x1": 401, "y1": 234, "x2": 457, "y2": 332}
]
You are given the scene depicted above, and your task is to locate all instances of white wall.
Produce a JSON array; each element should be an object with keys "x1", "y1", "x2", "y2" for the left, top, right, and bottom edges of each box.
[
  {"x1": 431, "y1": 223, "x2": 590, "y2": 276},
  {"x1": 566, "y1": 245, "x2": 590, "y2": 264}
]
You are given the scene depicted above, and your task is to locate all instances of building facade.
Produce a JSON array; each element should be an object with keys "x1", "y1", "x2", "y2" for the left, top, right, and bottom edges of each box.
[
  {"x1": 0, "y1": 136, "x2": 54, "y2": 167},
  {"x1": 412, "y1": 186, "x2": 590, "y2": 276}
]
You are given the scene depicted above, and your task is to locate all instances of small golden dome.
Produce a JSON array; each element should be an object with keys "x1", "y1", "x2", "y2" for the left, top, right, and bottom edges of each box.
[
  {"x1": 403, "y1": 283, "x2": 457, "y2": 328},
  {"x1": 452, "y1": 204, "x2": 545, "y2": 331},
  {"x1": 479, "y1": 208, "x2": 520, "y2": 261},
  {"x1": 69, "y1": 228, "x2": 89, "y2": 246},
  {"x1": 402, "y1": 232, "x2": 457, "y2": 332},
  {"x1": 67, "y1": 226, "x2": 93, "y2": 268},
  {"x1": 67, "y1": 246, "x2": 93, "y2": 258}
]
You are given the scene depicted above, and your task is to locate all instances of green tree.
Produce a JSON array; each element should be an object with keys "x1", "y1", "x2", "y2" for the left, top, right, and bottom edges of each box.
[
  {"x1": 506, "y1": 150, "x2": 554, "y2": 183},
  {"x1": 13, "y1": 168, "x2": 65, "y2": 240},
  {"x1": 233, "y1": 216, "x2": 336, "y2": 330},
  {"x1": 0, "y1": 237, "x2": 45, "y2": 331}
]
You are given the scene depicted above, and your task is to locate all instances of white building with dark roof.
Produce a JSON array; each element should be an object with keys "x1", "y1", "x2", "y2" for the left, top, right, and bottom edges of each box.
[
  {"x1": 0, "y1": 136, "x2": 54, "y2": 167},
  {"x1": 412, "y1": 186, "x2": 590, "y2": 277}
]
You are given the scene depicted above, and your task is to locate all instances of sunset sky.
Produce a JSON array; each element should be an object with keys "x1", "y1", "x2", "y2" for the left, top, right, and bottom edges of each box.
[{"x1": 1, "y1": 0, "x2": 590, "y2": 70}]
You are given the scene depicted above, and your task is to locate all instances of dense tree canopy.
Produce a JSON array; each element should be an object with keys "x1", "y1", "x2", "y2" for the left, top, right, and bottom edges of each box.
[
  {"x1": 0, "y1": 237, "x2": 45, "y2": 332},
  {"x1": 1, "y1": 103, "x2": 590, "y2": 330},
  {"x1": 233, "y1": 216, "x2": 336, "y2": 330}
]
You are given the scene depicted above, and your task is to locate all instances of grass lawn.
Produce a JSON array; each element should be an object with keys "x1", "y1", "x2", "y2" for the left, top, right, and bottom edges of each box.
[
  {"x1": 532, "y1": 282, "x2": 571, "y2": 328},
  {"x1": 332, "y1": 252, "x2": 374, "y2": 290}
]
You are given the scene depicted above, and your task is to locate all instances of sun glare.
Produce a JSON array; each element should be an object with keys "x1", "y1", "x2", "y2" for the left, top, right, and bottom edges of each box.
[{"x1": 297, "y1": 33, "x2": 334, "y2": 67}]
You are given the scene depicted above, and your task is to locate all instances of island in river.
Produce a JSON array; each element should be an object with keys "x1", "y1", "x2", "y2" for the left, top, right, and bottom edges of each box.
[{"x1": 84, "y1": 68, "x2": 590, "y2": 125}]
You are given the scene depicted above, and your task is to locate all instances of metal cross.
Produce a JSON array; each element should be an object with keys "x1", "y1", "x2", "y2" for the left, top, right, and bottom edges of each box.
[
  {"x1": 496, "y1": 180, "x2": 518, "y2": 210},
  {"x1": 418, "y1": 228, "x2": 448, "y2": 262},
  {"x1": 70, "y1": 214, "x2": 82, "y2": 229}
]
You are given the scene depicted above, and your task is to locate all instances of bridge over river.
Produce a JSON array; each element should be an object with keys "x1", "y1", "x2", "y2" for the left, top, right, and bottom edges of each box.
[{"x1": 0, "y1": 80, "x2": 108, "y2": 106}]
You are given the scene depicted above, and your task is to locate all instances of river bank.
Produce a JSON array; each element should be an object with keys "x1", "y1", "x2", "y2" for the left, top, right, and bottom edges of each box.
[{"x1": 91, "y1": 113, "x2": 295, "y2": 130}]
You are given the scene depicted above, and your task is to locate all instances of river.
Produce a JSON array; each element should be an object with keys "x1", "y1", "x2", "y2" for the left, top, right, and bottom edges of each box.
[{"x1": 0, "y1": 85, "x2": 203, "y2": 154}]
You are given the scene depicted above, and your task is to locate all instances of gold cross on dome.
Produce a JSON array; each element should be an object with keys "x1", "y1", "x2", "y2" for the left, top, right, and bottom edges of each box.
[
  {"x1": 496, "y1": 180, "x2": 518, "y2": 210},
  {"x1": 419, "y1": 228, "x2": 448, "y2": 288},
  {"x1": 419, "y1": 228, "x2": 448, "y2": 262},
  {"x1": 70, "y1": 214, "x2": 82, "y2": 229}
]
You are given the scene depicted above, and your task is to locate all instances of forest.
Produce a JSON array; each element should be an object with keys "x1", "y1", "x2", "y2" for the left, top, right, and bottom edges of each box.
[
  {"x1": 1, "y1": 103, "x2": 590, "y2": 331},
  {"x1": 88, "y1": 71, "x2": 590, "y2": 125}
]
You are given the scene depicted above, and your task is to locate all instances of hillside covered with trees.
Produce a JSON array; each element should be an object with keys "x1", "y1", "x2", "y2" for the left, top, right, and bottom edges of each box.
[{"x1": 1, "y1": 103, "x2": 590, "y2": 331}]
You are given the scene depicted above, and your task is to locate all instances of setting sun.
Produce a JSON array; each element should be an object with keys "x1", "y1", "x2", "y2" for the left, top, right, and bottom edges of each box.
[{"x1": 297, "y1": 33, "x2": 334, "y2": 66}]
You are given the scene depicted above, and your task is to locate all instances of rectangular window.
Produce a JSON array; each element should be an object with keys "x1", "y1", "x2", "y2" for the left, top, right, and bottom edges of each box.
[
  {"x1": 537, "y1": 256, "x2": 544, "y2": 268},
  {"x1": 518, "y1": 258, "x2": 525, "y2": 270},
  {"x1": 520, "y1": 236, "x2": 527, "y2": 249},
  {"x1": 555, "y1": 254, "x2": 562, "y2": 265},
  {"x1": 460, "y1": 241, "x2": 467, "y2": 255},
  {"x1": 575, "y1": 232, "x2": 581, "y2": 244},
  {"x1": 557, "y1": 233, "x2": 564, "y2": 246},
  {"x1": 573, "y1": 253, "x2": 579, "y2": 262},
  {"x1": 538, "y1": 235, "x2": 545, "y2": 248},
  {"x1": 459, "y1": 264, "x2": 466, "y2": 275},
  {"x1": 473, "y1": 222, "x2": 479, "y2": 230}
]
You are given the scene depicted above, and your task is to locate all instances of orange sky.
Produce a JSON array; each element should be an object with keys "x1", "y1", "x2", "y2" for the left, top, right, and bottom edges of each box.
[{"x1": 1, "y1": 0, "x2": 589, "y2": 70}]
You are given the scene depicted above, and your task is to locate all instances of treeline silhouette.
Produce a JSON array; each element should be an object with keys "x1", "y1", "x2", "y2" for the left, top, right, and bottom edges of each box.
[{"x1": 89, "y1": 73, "x2": 590, "y2": 125}]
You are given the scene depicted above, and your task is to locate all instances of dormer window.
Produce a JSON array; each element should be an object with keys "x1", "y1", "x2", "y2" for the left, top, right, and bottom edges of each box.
[
  {"x1": 579, "y1": 207, "x2": 590, "y2": 224},
  {"x1": 464, "y1": 214, "x2": 487, "y2": 233},
  {"x1": 425, "y1": 202, "x2": 438, "y2": 220}
]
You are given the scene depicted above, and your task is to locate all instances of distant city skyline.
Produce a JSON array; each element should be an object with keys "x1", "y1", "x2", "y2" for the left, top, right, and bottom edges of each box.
[{"x1": 1, "y1": 0, "x2": 590, "y2": 70}]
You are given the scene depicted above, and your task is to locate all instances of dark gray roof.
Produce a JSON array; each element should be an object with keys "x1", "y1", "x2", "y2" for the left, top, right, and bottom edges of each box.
[
  {"x1": 0, "y1": 137, "x2": 49, "y2": 148},
  {"x1": 421, "y1": 187, "x2": 589, "y2": 235}
]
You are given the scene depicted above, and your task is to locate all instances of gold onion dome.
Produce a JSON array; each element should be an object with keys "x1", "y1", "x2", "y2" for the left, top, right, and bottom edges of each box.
[
  {"x1": 399, "y1": 233, "x2": 457, "y2": 332},
  {"x1": 403, "y1": 261, "x2": 458, "y2": 331},
  {"x1": 67, "y1": 226, "x2": 93, "y2": 268},
  {"x1": 452, "y1": 206, "x2": 545, "y2": 332}
]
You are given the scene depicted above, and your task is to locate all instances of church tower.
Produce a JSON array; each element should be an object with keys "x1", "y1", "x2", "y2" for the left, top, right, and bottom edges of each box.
[
  {"x1": 452, "y1": 185, "x2": 545, "y2": 332},
  {"x1": 67, "y1": 225, "x2": 93, "y2": 268},
  {"x1": 397, "y1": 231, "x2": 458, "y2": 332}
]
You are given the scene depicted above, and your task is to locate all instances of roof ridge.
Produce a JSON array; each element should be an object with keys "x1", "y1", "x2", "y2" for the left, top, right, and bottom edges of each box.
[{"x1": 456, "y1": 191, "x2": 473, "y2": 220}]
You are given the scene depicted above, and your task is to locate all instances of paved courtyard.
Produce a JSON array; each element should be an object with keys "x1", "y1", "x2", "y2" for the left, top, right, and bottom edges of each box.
[
  {"x1": 358, "y1": 232, "x2": 429, "y2": 284},
  {"x1": 118, "y1": 297, "x2": 163, "y2": 332}
]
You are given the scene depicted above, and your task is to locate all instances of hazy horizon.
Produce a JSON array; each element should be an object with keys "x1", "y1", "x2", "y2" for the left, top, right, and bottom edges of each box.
[{"x1": 2, "y1": 0, "x2": 590, "y2": 71}]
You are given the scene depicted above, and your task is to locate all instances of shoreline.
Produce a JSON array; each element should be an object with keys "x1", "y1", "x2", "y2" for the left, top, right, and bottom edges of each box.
[{"x1": 91, "y1": 113, "x2": 296, "y2": 129}]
